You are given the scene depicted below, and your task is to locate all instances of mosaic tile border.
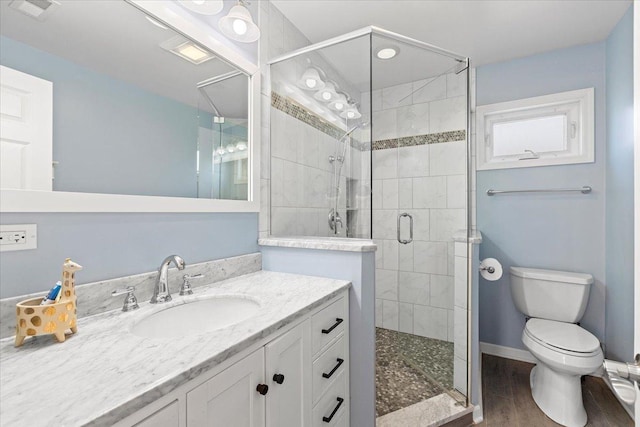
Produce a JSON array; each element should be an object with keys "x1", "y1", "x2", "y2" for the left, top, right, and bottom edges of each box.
[
  {"x1": 271, "y1": 91, "x2": 466, "y2": 151},
  {"x1": 372, "y1": 130, "x2": 466, "y2": 151}
]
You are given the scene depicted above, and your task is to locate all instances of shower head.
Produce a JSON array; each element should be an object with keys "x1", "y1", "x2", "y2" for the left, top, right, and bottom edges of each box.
[{"x1": 340, "y1": 121, "x2": 370, "y2": 141}]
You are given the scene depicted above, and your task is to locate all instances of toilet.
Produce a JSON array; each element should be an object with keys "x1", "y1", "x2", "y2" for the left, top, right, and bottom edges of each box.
[{"x1": 510, "y1": 267, "x2": 603, "y2": 427}]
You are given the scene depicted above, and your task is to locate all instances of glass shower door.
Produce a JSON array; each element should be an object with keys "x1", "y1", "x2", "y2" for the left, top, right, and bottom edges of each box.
[{"x1": 371, "y1": 33, "x2": 469, "y2": 417}]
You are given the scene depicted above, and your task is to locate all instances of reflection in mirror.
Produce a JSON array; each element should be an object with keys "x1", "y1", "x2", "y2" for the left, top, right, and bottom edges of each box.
[{"x1": 0, "y1": 0, "x2": 249, "y2": 200}]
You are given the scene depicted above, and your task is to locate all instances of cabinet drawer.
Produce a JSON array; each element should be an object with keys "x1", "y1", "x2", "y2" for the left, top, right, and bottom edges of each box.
[
  {"x1": 313, "y1": 335, "x2": 346, "y2": 403},
  {"x1": 312, "y1": 372, "x2": 347, "y2": 427},
  {"x1": 312, "y1": 297, "x2": 346, "y2": 355}
]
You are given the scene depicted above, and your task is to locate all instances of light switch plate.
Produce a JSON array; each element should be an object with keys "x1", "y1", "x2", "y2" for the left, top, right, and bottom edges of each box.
[{"x1": 0, "y1": 224, "x2": 37, "y2": 252}]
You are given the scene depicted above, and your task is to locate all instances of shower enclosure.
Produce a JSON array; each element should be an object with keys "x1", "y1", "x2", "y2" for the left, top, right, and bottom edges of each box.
[{"x1": 268, "y1": 26, "x2": 471, "y2": 422}]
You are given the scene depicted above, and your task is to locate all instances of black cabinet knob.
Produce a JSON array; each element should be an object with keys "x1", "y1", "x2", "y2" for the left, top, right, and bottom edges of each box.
[
  {"x1": 273, "y1": 374, "x2": 285, "y2": 384},
  {"x1": 256, "y1": 384, "x2": 269, "y2": 395}
]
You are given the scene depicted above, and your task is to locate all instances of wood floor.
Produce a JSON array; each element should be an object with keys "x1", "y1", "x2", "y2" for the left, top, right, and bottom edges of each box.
[{"x1": 477, "y1": 354, "x2": 634, "y2": 427}]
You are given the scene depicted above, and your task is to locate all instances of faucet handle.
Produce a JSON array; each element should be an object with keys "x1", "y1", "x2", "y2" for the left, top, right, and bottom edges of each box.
[
  {"x1": 112, "y1": 286, "x2": 139, "y2": 312},
  {"x1": 180, "y1": 274, "x2": 204, "y2": 296}
]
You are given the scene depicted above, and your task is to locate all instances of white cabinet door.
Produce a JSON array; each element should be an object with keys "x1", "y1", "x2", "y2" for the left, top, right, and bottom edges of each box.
[
  {"x1": 0, "y1": 65, "x2": 52, "y2": 190},
  {"x1": 265, "y1": 320, "x2": 311, "y2": 427},
  {"x1": 187, "y1": 348, "x2": 265, "y2": 427}
]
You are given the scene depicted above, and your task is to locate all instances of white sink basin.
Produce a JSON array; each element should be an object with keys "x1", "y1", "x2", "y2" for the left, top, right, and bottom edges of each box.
[{"x1": 131, "y1": 296, "x2": 260, "y2": 339}]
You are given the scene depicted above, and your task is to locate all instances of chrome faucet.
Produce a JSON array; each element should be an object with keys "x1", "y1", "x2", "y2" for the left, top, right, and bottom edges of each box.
[{"x1": 151, "y1": 255, "x2": 186, "y2": 303}]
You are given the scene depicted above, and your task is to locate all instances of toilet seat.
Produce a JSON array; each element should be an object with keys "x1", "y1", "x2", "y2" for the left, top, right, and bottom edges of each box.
[{"x1": 524, "y1": 318, "x2": 600, "y2": 357}]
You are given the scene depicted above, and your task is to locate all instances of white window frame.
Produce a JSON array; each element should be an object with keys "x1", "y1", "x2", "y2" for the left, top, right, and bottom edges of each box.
[{"x1": 476, "y1": 88, "x2": 594, "y2": 170}]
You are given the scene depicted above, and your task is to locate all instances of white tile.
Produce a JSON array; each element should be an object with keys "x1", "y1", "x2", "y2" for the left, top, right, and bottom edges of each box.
[
  {"x1": 272, "y1": 110, "x2": 299, "y2": 162},
  {"x1": 375, "y1": 298, "x2": 383, "y2": 328},
  {"x1": 448, "y1": 309, "x2": 454, "y2": 342},
  {"x1": 260, "y1": 123, "x2": 270, "y2": 179},
  {"x1": 375, "y1": 269, "x2": 398, "y2": 300},
  {"x1": 398, "y1": 243, "x2": 414, "y2": 272},
  {"x1": 382, "y1": 82, "x2": 413, "y2": 109},
  {"x1": 382, "y1": 239, "x2": 399, "y2": 271},
  {"x1": 259, "y1": 179, "x2": 270, "y2": 232},
  {"x1": 429, "y1": 141, "x2": 467, "y2": 176},
  {"x1": 372, "y1": 180, "x2": 383, "y2": 210},
  {"x1": 372, "y1": 148, "x2": 398, "y2": 179},
  {"x1": 271, "y1": 207, "x2": 296, "y2": 236},
  {"x1": 282, "y1": 161, "x2": 303, "y2": 207},
  {"x1": 372, "y1": 109, "x2": 398, "y2": 140},
  {"x1": 301, "y1": 166, "x2": 328, "y2": 208},
  {"x1": 410, "y1": 209, "x2": 430, "y2": 242},
  {"x1": 382, "y1": 300, "x2": 399, "y2": 331},
  {"x1": 372, "y1": 210, "x2": 397, "y2": 240},
  {"x1": 412, "y1": 76, "x2": 447, "y2": 104},
  {"x1": 430, "y1": 209, "x2": 466, "y2": 241},
  {"x1": 271, "y1": 158, "x2": 284, "y2": 207},
  {"x1": 447, "y1": 72, "x2": 467, "y2": 98},
  {"x1": 454, "y1": 256, "x2": 468, "y2": 309},
  {"x1": 413, "y1": 241, "x2": 448, "y2": 275},
  {"x1": 298, "y1": 123, "x2": 319, "y2": 169},
  {"x1": 447, "y1": 175, "x2": 467, "y2": 209},
  {"x1": 374, "y1": 239, "x2": 384, "y2": 267},
  {"x1": 430, "y1": 275, "x2": 454, "y2": 309},
  {"x1": 399, "y1": 302, "x2": 413, "y2": 334},
  {"x1": 448, "y1": 242, "x2": 455, "y2": 275},
  {"x1": 297, "y1": 208, "x2": 319, "y2": 236},
  {"x1": 413, "y1": 305, "x2": 448, "y2": 340},
  {"x1": 317, "y1": 133, "x2": 336, "y2": 172},
  {"x1": 454, "y1": 306, "x2": 467, "y2": 359},
  {"x1": 372, "y1": 89, "x2": 383, "y2": 112},
  {"x1": 454, "y1": 242, "x2": 467, "y2": 257},
  {"x1": 396, "y1": 103, "x2": 430, "y2": 138},
  {"x1": 398, "y1": 178, "x2": 413, "y2": 209},
  {"x1": 454, "y1": 356, "x2": 467, "y2": 394},
  {"x1": 413, "y1": 176, "x2": 447, "y2": 208},
  {"x1": 382, "y1": 179, "x2": 399, "y2": 209},
  {"x1": 398, "y1": 271, "x2": 429, "y2": 305},
  {"x1": 429, "y1": 96, "x2": 467, "y2": 133},
  {"x1": 398, "y1": 145, "x2": 429, "y2": 178}
]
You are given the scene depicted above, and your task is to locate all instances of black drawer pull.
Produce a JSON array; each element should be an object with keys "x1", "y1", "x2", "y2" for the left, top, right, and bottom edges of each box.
[
  {"x1": 256, "y1": 384, "x2": 269, "y2": 395},
  {"x1": 322, "y1": 358, "x2": 344, "y2": 379},
  {"x1": 273, "y1": 374, "x2": 285, "y2": 384},
  {"x1": 322, "y1": 397, "x2": 344, "y2": 423},
  {"x1": 321, "y1": 318, "x2": 343, "y2": 334}
]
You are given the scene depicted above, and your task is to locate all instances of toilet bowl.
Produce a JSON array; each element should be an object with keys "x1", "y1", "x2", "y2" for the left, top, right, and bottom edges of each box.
[
  {"x1": 509, "y1": 267, "x2": 602, "y2": 427},
  {"x1": 523, "y1": 319, "x2": 603, "y2": 427}
]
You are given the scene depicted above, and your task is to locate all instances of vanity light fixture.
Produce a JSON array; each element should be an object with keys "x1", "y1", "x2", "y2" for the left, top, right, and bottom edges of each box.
[
  {"x1": 236, "y1": 141, "x2": 248, "y2": 151},
  {"x1": 375, "y1": 47, "x2": 399, "y2": 60},
  {"x1": 160, "y1": 35, "x2": 215, "y2": 65},
  {"x1": 329, "y1": 93, "x2": 348, "y2": 111},
  {"x1": 298, "y1": 67, "x2": 325, "y2": 91},
  {"x1": 178, "y1": 0, "x2": 224, "y2": 16},
  {"x1": 216, "y1": 147, "x2": 226, "y2": 156},
  {"x1": 226, "y1": 144, "x2": 236, "y2": 153},
  {"x1": 314, "y1": 81, "x2": 339, "y2": 102},
  {"x1": 219, "y1": 1, "x2": 260, "y2": 43},
  {"x1": 340, "y1": 105, "x2": 362, "y2": 120}
]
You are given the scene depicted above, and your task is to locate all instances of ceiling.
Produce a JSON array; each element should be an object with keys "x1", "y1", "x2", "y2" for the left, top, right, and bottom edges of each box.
[
  {"x1": 0, "y1": 0, "x2": 248, "y2": 118},
  {"x1": 271, "y1": 0, "x2": 632, "y2": 68}
]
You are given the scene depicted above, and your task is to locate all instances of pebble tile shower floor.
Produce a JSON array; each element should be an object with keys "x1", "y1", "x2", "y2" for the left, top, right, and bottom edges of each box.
[{"x1": 376, "y1": 328, "x2": 454, "y2": 417}]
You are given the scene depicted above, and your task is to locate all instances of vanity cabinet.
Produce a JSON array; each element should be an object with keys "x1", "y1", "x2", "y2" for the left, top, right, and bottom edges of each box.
[{"x1": 117, "y1": 292, "x2": 349, "y2": 427}]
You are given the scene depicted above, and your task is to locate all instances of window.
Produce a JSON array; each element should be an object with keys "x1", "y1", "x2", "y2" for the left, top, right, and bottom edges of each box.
[{"x1": 476, "y1": 88, "x2": 594, "y2": 170}]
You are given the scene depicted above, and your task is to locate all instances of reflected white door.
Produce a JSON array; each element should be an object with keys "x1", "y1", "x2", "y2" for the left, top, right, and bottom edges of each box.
[{"x1": 0, "y1": 65, "x2": 52, "y2": 190}]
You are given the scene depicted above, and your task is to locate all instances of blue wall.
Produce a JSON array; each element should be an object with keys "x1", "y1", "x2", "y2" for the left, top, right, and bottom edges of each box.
[
  {"x1": 0, "y1": 36, "x2": 208, "y2": 198},
  {"x1": 604, "y1": 6, "x2": 634, "y2": 361},
  {"x1": 0, "y1": 212, "x2": 258, "y2": 298},
  {"x1": 477, "y1": 42, "x2": 607, "y2": 349}
]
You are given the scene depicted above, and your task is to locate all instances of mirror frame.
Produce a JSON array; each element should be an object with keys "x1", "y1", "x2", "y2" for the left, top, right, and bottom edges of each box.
[{"x1": 0, "y1": 0, "x2": 260, "y2": 213}]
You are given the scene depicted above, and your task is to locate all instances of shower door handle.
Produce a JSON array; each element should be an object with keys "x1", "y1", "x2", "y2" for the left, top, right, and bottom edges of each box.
[{"x1": 397, "y1": 213, "x2": 413, "y2": 244}]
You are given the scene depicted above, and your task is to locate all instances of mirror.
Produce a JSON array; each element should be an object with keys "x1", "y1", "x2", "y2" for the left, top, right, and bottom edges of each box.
[{"x1": 0, "y1": 0, "x2": 251, "y2": 202}]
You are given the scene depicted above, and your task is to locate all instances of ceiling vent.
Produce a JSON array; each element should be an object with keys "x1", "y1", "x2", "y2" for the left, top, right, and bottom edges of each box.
[{"x1": 9, "y1": 0, "x2": 59, "y2": 21}]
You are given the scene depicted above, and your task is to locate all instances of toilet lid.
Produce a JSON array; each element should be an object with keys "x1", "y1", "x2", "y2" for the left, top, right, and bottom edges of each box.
[{"x1": 525, "y1": 318, "x2": 600, "y2": 353}]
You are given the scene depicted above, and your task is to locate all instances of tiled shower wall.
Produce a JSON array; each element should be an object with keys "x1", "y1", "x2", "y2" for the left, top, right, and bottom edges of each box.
[{"x1": 371, "y1": 72, "x2": 468, "y2": 345}]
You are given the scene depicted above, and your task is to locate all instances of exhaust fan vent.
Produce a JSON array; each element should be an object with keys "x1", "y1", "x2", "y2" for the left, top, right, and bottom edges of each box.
[{"x1": 9, "y1": 0, "x2": 59, "y2": 21}]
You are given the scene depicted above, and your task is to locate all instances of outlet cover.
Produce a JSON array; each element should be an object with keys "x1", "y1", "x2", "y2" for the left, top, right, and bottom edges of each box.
[{"x1": 0, "y1": 224, "x2": 37, "y2": 252}]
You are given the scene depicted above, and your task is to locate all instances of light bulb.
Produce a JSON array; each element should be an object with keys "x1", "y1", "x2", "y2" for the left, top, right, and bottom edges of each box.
[
  {"x1": 347, "y1": 111, "x2": 355, "y2": 119},
  {"x1": 192, "y1": 0, "x2": 205, "y2": 5},
  {"x1": 322, "y1": 91, "x2": 332, "y2": 100},
  {"x1": 232, "y1": 18, "x2": 248, "y2": 35},
  {"x1": 216, "y1": 147, "x2": 225, "y2": 155},
  {"x1": 334, "y1": 102, "x2": 344, "y2": 110},
  {"x1": 226, "y1": 144, "x2": 235, "y2": 153},
  {"x1": 305, "y1": 78, "x2": 317, "y2": 89}
]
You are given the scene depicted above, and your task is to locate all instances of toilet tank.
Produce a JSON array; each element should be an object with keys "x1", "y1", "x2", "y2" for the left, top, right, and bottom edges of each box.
[{"x1": 509, "y1": 267, "x2": 593, "y2": 323}]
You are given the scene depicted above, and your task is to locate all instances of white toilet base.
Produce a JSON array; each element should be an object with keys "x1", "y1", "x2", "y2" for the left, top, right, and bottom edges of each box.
[{"x1": 530, "y1": 363, "x2": 587, "y2": 427}]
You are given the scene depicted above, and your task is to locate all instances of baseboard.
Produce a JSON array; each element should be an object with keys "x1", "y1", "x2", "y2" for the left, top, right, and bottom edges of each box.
[{"x1": 480, "y1": 342, "x2": 536, "y2": 363}]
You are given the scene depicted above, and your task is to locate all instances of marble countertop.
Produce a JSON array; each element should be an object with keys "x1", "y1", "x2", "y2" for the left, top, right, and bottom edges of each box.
[
  {"x1": 259, "y1": 236, "x2": 377, "y2": 252},
  {"x1": 0, "y1": 271, "x2": 350, "y2": 426}
]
